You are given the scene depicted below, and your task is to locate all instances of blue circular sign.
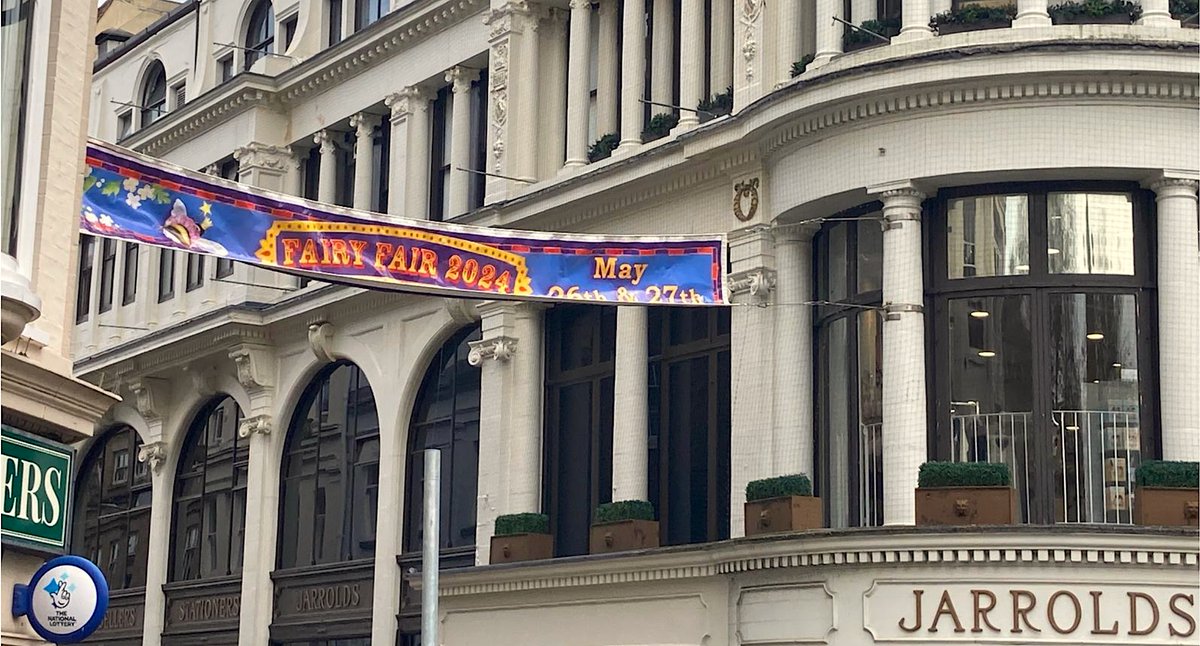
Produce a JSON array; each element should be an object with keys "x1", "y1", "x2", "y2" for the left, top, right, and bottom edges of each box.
[{"x1": 24, "y1": 555, "x2": 109, "y2": 644}]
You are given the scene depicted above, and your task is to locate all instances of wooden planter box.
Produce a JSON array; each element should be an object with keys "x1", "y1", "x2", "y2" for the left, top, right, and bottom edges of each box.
[
  {"x1": 744, "y1": 496, "x2": 824, "y2": 536},
  {"x1": 1052, "y1": 12, "x2": 1134, "y2": 24},
  {"x1": 490, "y1": 533, "x2": 553, "y2": 564},
  {"x1": 936, "y1": 19, "x2": 1012, "y2": 34},
  {"x1": 589, "y1": 519, "x2": 660, "y2": 554},
  {"x1": 915, "y1": 486, "x2": 1015, "y2": 526},
  {"x1": 1134, "y1": 487, "x2": 1199, "y2": 527}
]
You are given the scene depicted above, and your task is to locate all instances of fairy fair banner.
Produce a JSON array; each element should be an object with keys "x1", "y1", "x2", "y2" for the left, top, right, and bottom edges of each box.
[{"x1": 80, "y1": 140, "x2": 728, "y2": 305}]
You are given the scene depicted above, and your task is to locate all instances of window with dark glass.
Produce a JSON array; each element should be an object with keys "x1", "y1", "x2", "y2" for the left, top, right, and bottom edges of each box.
[
  {"x1": 218, "y1": 54, "x2": 234, "y2": 83},
  {"x1": 2, "y1": 0, "x2": 34, "y2": 258},
  {"x1": 336, "y1": 130, "x2": 355, "y2": 207},
  {"x1": 543, "y1": 305, "x2": 616, "y2": 557},
  {"x1": 140, "y1": 61, "x2": 167, "y2": 126},
  {"x1": 244, "y1": 0, "x2": 275, "y2": 70},
  {"x1": 117, "y1": 111, "x2": 132, "y2": 139},
  {"x1": 72, "y1": 426, "x2": 152, "y2": 590},
  {"x1": 372, "y1": 121, "x2": 390, "y2": 212},
  {"x1": 278, "y1": 362, "x2": 379, "y2": 569},
  {"x1": 468, "y1": 70, "x2": 488, "y2": 209},
  {"x1": 185, "y1": 252, "x2": 205, "y2": 291},
  {"x1": 122, "y1": 241, "x2": 138, "y2": 305},
  {"x1": 354, "y1": 0, "x2": 386, "y2": 30},
  {"x1": 403, "y1": 326, "x2": 482, "y2": 563},
  {"x1": 98, "y1": 237, "x2": 116, "y2": 313},
  {"x1": 328, "y1": 0, "x2": 343, "y2": 46},
  {"x1": 282, "y1": 14, "x2": 298, "y2": 50},
  {"x1": 930, "y1": 184, "x2": 1156, "y2": 525},
  {"x1": 647, "y1": 307, "x2": 731, "y2": 545},
  {"x1": 170, "y1": 397, "x2": 248, "y2": 581},
  {"x1": 171, "y1": 82, "x2": 186, "y2": 110},
  {"x1": 813, "y1": 209, "x2": 885, "y2": 528},
  {"x1": 158, "y1": 248, "x2": 175, "y2": 302},
  {"x1": 76, "y1": 235, "x2": 94, "y2": 322},
  {"x1": 428, "y1": 85, "x2": 452, "y2": 221}
]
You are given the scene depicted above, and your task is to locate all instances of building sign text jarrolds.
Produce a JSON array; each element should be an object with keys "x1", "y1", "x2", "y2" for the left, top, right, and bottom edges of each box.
[{"x1": 1, "y1": 425, "x2": 72, "y2": 551}]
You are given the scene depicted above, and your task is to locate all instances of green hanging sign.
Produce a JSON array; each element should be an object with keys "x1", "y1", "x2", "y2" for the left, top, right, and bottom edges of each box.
[{"x1": 2, "y1": 425, "x2": 73, "y2": 552}]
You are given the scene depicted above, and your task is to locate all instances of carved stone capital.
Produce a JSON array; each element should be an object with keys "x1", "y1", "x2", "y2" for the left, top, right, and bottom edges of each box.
[
  {"x1": 486, "y1": 1, "x2": 535, "y2": 40},
  {"x1": 238, "y1": 414, "x2": 272, "y2": 439},
  {"x1": 1149, "y1": 177, "x2": 1199, "y2": 198},
  {"x1": 467, "y1": 336, "x2": 518, "y2": 366},
  {"x1": 349, "y1": 113, "x2": 379, "y2": 139},
  {"x1": 229, "y1": 344, "x2": 275, "y2": 392},
  {"x1": 773, "y1": 221, "x2": 821, "y2": 244},
  {"x1": 233, "y1": 142, "x2": 292, "y2": 172},
  {"x1": 127, "y1": 376, "x2": 170, "y2": 422},
  {"x1": 313, "y1": 130, "x2": 336, "y2": 155},
  {"x1": 446, "y1": 66, "x2": 479, "y2": 94},
  {"x1": 728, "y1": 269, "x2": 776, "y2": 302},
  {"x1": 385, "y1": 86, "x2": 432, "y2": 121},
  {"x1": 137, "y1": 441, "x2": 167, "y2": 473},
  {"x1": 308, "y1": 322, "x2": 337, "y2": 363}
]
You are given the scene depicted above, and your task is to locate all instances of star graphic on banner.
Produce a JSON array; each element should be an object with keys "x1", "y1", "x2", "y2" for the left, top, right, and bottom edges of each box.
[{"x1": 199, "y1": 202, "x2": 212, "y2": 216}]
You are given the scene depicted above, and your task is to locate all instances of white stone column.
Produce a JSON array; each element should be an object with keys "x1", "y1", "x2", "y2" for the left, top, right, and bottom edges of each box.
[
  {"x1": 234, "y1": 415, "x2": 274, "y2": 646},
  {"x1": 611, "y1": 306, "x2": 649, "y2": 501},
  {"x1": 314, "y1": 129, "x2": 338, "y2": 204},
  {"x1": 618, "y1": 0, "x2": 646, "y2": 152},
  {"x1": 350, "y1": 113, "x2": 378, "y2": 211},
  {"x1": 1151, "y1": 177, "x2": 1200, "y2": 461},
  {"x1": 812, "y1": 0, "x2": 843, "y2": 66},
  {"x1": 1013, "y1": 0, "x2": 1051, "y2": 26},
  {"x1": 709, "y1": 0, "x2": 733, "y2": 95},
  {"x1": 447, "y1": 66, "x2": 479, "y2": 217},
  {"x1": 650, "y1": 0, "x2": 674, "y2": 111},
  {"x1": 485, "y1": 2, "x2": 542, "y2": 202},
  {"x1": 771, "y1": 225, "x2": 817, "y2": 478},
  {"x1": 565, "y1": 0, "x2": 594, "y2": 168},
  {"x1": 871, "y1": 183, "x2": 928, "y2": 526},
  {"x1": 401, "y1": 87, "x2": 433, "y2": 219},
  {"x1": 471, "y1": 302, "x2": 545, "y2": 564},
  {"x1": 894, "y1": 0, "x2": 934, "y2": 43},
  {"x1": 137, "y1": 438, "x2": 171, "y2": 646},
  {"x1": 1140, "y1": 0, "x2": 1178, "y2": 23},
  {"x1": 539, "y1": 9, "x2": 568, "y2": 176},
  {"x1": 678, "y1": 0, "x2": 704, "y2": 128},
  {"x1": 367, "y1": 340, "x2": 406, "y2": 645},
  {"x1": 384, "y1": 91, "x2": 413, "y2": 216},
  {"x1": 776, "y1": 0, "x2": 803, "y2": 87},
  {"x1": 597, "y1": 0, "x2": 621, "y2": 136},
  {"x1": 852, "y1": 0, "x2": 877, "y2": 23},
  {"x1": 286, "y1": 148, "x2": 304, "y2": 197}
]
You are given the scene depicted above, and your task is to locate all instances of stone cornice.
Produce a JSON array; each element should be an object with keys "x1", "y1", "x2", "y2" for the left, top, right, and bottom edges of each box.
[
  {"x1": 435, "y1": 527, "x2": 1199, "y2": 597},
  {"x1": 0, "y1": 350, "x2": 121, "y2": 442},
  {"x1": 125, "y1": 85, "x2": 277, "y2": 159}
]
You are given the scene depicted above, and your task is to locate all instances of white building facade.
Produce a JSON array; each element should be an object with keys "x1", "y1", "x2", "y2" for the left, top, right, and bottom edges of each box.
[{"x1": 73, "y1": 0, "x2": 1199, "y2": 642}]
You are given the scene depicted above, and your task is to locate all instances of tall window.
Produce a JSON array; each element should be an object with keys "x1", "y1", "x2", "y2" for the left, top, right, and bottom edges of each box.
[
  {"x1": 647, "y1": 307, "x2": 731, "y2": 545},
  {"x1": 327, "y1": 0, "x2": 343, "y2": 46},
  {"x1": 543, "y1": 305, "x2": 616, "y2": 557},
  {"x1": 813, "y1": 210, "x2": 885, "y2": 528},
  {"x1": 930, "y1": 184, "x2": 1157, "y2": 525},
  {"x1": 468, "y1": 70, "x2": 488, "y2": 210},
  {"x1": 122, "y1": 241, "x2": 138, "y2": 304},
  {"x1": 170, "y1": 397, "x2": 248, "y2": 581},
  {"x1": 99, "y1": 237, "x2": 116, "y2": 312},
  {"x1": 354, "y1": 0, "x2": 386, "y2": 30},
  {"x1": 140, "y1": 61, "x2": 167, "y2": 126},
  {"x1": 2, "y1": 0, "x2": 34, "y2": 257},
  {"x1": 336, "y1": 130, "x2": 355, "y2": 207},
  {"x1": 72, "y1": 426, "x2": 152, "y2": 590},
  {"x1": 372, "y1": 121, "x2": 390, "y2": 212},
  {"x1": 244, "y1": 0, "x2": 275, "y2": 70},
  {"x1": 186, "y1": 253, "x2": 205, "y2": 291},
  {"x1": 403, "y1": 326, "x2": 482, "y2": 562},
  {"x1": 76, "y1": 235, "x2": 94, "y2": 322},
  {"x1": 278, "y1": 362, "x2": 379, "y2": 569},
  {"x1": 428, "y1": 85, "x2": 452, "y2": 221},
  {"x1": 158, "y1": 249, "x2": 175, "y2": 301}
]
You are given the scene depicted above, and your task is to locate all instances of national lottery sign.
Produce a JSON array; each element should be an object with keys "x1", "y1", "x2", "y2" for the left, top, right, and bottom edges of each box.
[{"x1": 81, "y1": 140, "x2": 727, "y2": 305}]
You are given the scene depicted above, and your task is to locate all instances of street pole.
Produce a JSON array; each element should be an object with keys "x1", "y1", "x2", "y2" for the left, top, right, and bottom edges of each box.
[{"x1": 422, "y1": 448, "x2": 441, "y2": 644}]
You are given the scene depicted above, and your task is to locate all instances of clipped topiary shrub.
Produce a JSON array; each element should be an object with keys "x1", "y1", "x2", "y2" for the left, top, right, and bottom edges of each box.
[
  {"x1": 698, "y1": 86, "x2": 733, "y2": 121},
  {"x1": 594, "y1": 500, "x2": 655, "y2": 523},
  {"x1": 1137, "y1": 461, "x2": 1199, "y2": 489},
  {"x1": 1048, "y1": 0, "x2": 1141, "y2": 22},
  {"x1": 587, "y1": 132, "x2": 620, "y2": 163},
  {"x1": 918, "y1": 461, "x2": 1011, "y2": 488},
  {"x1": 1171, "y1": 0, "x2": 1198, "y2": 22},
  {"x1": 843, "y1": 18, "x2": 900, "y2": 51},
  {"x1": 931, "y1": 3, "x2": 1016, "y2": 30},
  {"x1": 746, "y1": 474, "x2": 813, "y2": 502},
  {"x1": 494, "y1": 512, "x2": 550, "y2": 536},
  {"x1": 641, "y1": 112, "x2": 680, "y2": 142},
  {"x1": 791, "y1": 54, "x2": 816, "y2": 78}
]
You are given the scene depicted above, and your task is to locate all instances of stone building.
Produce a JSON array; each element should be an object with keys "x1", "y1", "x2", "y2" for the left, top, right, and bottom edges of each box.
[{"x1": 73, "y1": 0, "x2": 1198, "y2": 642}]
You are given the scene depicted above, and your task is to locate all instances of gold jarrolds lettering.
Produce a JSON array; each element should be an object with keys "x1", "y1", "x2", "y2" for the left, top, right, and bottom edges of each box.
[{"x1": 295, "y1": 583, "x2": 362, "y2": 613}]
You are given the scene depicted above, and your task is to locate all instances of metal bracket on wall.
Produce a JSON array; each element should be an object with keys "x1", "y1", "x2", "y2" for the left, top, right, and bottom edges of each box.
[{"x1": 884, "y1": 302, "x2": 924, "y2": 321}]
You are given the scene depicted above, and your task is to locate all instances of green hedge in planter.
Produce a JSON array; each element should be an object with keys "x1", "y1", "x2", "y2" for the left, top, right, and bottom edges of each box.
[
  {"x1": 1170, "y1": 0, "x2": 1198, "y2": 21},
  {"x1": 494, "y1": 512, "x2": 550, "y2": 536},
  {"x1": 791, "y1": 54, "x2": 816, "y2": 78},
  {"x1": 746, "y1": 474, "x2": 813, "y2": 502},
  {"x1": 1136, "y1": 461, "x2": 1199, "y2": 489},
  {"x1": 594, "y1": 500, "x2": 655, "y2": 523},
  {"x1": 931, "y1": 3, "x2": 1016, "y2": 27},
  {"x1": 843, "y1": 18, "x2": 899, "y2": 49},
  {"x1": 587, "y1": 132, "x2": 620, "y2": 163},
  {"x1": 1048, "y1": 0, "x2": 1141, "y2": 21},
  {"x1": 642, "y1": 113, "x2": 680, "y2": 142},
  {"x1": 698, "y1": 86, "x2": 733, "y2": 120},
  {"x1": 918, "y1": 462, "x2": 1011, "y2": 488}
]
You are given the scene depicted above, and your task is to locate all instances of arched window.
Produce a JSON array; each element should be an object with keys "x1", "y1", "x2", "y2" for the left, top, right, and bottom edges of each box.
[
  {"x1": 244, "y1": 0, "x2": 274, "y2": 70},
  {"x1": 169, "y1": 396, "x2": 248, "y2": 581},
  {"x1": 278, "y1": 362, "x2": 379, "y2": 569},
  {"x1": 71, "y1": 425, "x2": 152, "y2": 590},
  {"x1": 403, "y1": 325, "x2": 482, "y2": 562},
  {"x1": 140, "y1": 61, "x2": 166, "y2": 126}
]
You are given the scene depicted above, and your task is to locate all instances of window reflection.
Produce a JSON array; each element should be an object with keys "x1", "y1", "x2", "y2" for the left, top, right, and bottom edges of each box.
[
  {"x1": 946, "y1": 194, "x2": 1029, "y2": 278},
  {"x1": 72, "y1": 426, "x2": 152, "y2": 590},
  {"x1": 1047, "y1": 193, "x2": 1134, "y2": 275}
]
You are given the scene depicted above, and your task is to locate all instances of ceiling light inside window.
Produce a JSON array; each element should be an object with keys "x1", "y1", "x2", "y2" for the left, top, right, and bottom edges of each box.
[
  {"x1": 1015, "y1": 264, "x2": 1030, "y2": 272},
  {"x1": 1047, "y1": 248, "x2": 1061, "y2": 255},
  {"x1": 970, "y1": 310, "x2": 989, "y2": 318},
  {"x1": 977, "y1": 350, "x2": 996, "y2": 358},
  {"x1": 1112, "y1": 362, "x2": 1122, "y2": 368},
  {"x1": 1086, "y1": 332, "x2": 1104, "y2": 341}
]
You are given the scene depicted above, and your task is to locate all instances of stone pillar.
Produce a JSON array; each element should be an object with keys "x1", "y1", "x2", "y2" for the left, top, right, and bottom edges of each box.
[
  {"x1": 485, "y1": 1, "x2": 542, "y2": 202},
  {"x1": 471, "y1": 302, "x2": 545, "y2": 564},
  {"x1": 733, "y1": 0, "x2": 768, "y2": 107},
  {"x1": 401, "y1": 87, "x2": 433, "y2": 219},
  {"x1": 852, "y1": 0, "x2": 877, "y2": 23},
  {"x1": 1150, "y1": 177, "x2": 1200, "y2": 461},
  {"x1": 597, "y1": 0, "x2": 621, "y2": 137},
  {"x1": 383, "y1": 90, "x2": 413, "y2": 216},
  {"x1": 1013, "y1": 0, "x2": 1051, "y2": 27},
  {"x1": 138, "y1": 439, "x2": 171, "y2": 646},
  {"x1": 870, "y1": 182, "x2": 928, "y2": 525},
  {"x1": 611, "y1": 306, "x2": 649, "y2": 501},
  {"x1": 539, "y1": 9, "x2": 569, "y2": 176},
  {"x1": 1138, "y1": 0, "x2": 1177, "y2": 25},
  {"x1": 617, "y1": 0, "x2": 646, "y2": 152},
  {"x1": 710, "y1": 0, "x2": 733, "y2": 96},
  {"x1": 650, "y1": 0, "x2": 674, "y2": 111},
  {"x1": 350, "y1": 113, "x2": 378, "y2": 211},
  {"x1": 812, "y1": 0, "x2": 844, "y2": 66},
  {"x1": 447, "y1": 66, "x2": 479, "y2": 217},
  {"x1": 233, "y1": 143, "x2": 291, "y2": 193},
  {"x1": 894, "y1": 0, "x2": 934, "y2": 43},
  {"x1": 565, "y1": 0, "x2": 594, "y2": 168},
  {"x1": 314, "y1": 129, "x2": 338, "y2": 204},
  {"x1": 727, "y1": 224, "x2": 776, "y2": 537},
  {"x1": 678, "y1": 0, "x2": 704, "y2": 128},
  {"x1": 286, "y1": 147, "x2": 304, "y2": 197},
  {"x1": 776, "y1": 0, "x2": 802, "y2": 87},
  {"x1": 771, "y1": 225, "x2": 817, "y2": 479}
]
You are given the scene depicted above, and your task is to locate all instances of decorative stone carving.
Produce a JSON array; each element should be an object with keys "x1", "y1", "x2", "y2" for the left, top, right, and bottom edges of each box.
[
  {"x1": 446, "y1": 66, "x2": 479, "y2": 94},
  {"x1": 1149, "y1": 177, "x2": 1199, "y2": 196},
  {"x1": 349, "y1": 113, "x2": 379, "y2": 139},
  {"x1": 385, "y1": 86, "x2": 429, "y2": 122},
  {"x1": 137, "y1": 441, "x2": 167, "y2": 473},
  {"x1": 238, "y1": 414, "x2": 272, "y2": 439},
  {"x1": 739, "y1": 0, "x2": 764, "y2": 81},
  {"x1": 128, "y1": 377, "x2": 170, "y2": 421},
  {"x1": 733, "y1": 177, "x2": 760, "y2": 222},
  {"x1": 308, "y1": 322, "x2": 337, "y2": 363},
  {"x1": 728, "y1": 269, "x2": 776, "y2": 300},
  {"x1": 313, "y1": 130, "x2": 336, "y2": 155},
  {"x1": 229, "y1": 344, "x2": 275, "y2": 392},
  {"x1": 488, "y1": 43, "x2": 510, "y2": 172},
  {"x1": 468, "y1": 336, "x2": 518, "y2": 366},
  {"x1": 232, "y1": 142, "x2": 291, "y2": 172},
  {"x1": 443, "y1": 298, "x2": 479, "y2": 326}
]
